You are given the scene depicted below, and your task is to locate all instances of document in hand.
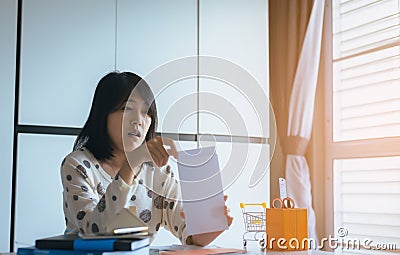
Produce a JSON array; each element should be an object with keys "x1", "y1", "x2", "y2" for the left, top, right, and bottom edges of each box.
[{"x1": 177, "y1": 146, "x2": 228, "y2": 235}]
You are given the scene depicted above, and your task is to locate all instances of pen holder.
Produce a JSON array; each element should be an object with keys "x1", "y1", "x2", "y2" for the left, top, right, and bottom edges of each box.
[{"x1": 266, "y1": 208, "x2": 308, "y2": 251}]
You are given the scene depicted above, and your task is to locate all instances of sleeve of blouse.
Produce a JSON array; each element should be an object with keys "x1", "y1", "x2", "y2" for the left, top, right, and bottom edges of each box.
[
  {"x1": 61, "y1": 154, "x2": 133, "y2": 234},
  {"x1": 160, "y1": 166, "x2": 190, "y2": 244}
]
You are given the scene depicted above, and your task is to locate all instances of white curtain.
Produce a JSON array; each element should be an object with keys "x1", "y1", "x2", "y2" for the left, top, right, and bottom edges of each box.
[{"x1": 286, "y1": 0, "x2": 325, "y2": 241}]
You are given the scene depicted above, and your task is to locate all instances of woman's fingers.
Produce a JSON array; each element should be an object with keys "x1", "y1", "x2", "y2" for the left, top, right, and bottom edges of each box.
[
  {"x1": 147, "y1": 142, "x2": 163, "y2": 167},
  {"x1": 148, "y1": 136, "x2": 179, "y2": 167},
  {"x1": 222, "y1": 195, "x2": 233, "y2": 226},
  {"x1": 224, "y1": 205, "x2": 230, "y2": 213},
  {"x1": 145, "y1": 137, "x2": 171, "y2": 167},
  {"x1": 151, "y1": 138, "x2": 169, "y2": 166},
  {"x1": 227, "y1": 215, "x2": 233, "y2": 226},
  {"x1": 128, "y1": 136, "x2": 177, "y2": 167},
  {"x1": 158, "y1": 138, "x2": 171, "y2": 166},
  {"x1": 162, "y1": 137, "x2": 179, "y2": 159}
]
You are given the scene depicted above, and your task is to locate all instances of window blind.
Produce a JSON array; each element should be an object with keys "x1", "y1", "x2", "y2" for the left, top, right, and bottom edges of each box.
[
  {"x1": 331, "y1": 0, "x2": 400, "y2": 253},
  {"x1": 332, "y1": 0, "x2": 400, "y2": 142},
  {"x1": 334, "y1": 157, "x2": 400, "y2": 250}
]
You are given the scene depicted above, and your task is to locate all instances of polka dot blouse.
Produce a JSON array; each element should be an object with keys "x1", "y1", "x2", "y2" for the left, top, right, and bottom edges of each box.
[{"x1": 61, "y1": 147, "x2": 189, "y2": 244}]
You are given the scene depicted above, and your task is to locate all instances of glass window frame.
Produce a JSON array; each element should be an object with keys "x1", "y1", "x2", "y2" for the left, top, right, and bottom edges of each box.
[{"x1": 324, "y1": 0, "x2": 400, "y2": 247}]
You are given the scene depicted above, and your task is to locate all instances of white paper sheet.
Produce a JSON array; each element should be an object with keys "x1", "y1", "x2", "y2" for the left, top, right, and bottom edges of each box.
[{"x1": 177, "y1": 146, "x2": 228, "y2": 235}]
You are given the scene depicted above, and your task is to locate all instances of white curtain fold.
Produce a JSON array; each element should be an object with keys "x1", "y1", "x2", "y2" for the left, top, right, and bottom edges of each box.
[{"x1": 285, "y1": 0, "x2": 325, "y2": 241}]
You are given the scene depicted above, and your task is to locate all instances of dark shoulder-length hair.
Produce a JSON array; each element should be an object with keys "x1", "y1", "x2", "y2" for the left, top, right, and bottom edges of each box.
[{"x1": 74, "y1": 71, "x2": 158, "y2": 161}]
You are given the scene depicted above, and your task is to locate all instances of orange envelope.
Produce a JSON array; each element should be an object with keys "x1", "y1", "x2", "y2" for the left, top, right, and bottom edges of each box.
[{"x1": 266, "y1": 208, "x2": 308, "y2": 251}]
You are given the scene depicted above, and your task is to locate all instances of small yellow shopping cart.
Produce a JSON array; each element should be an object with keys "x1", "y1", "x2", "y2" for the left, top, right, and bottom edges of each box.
[{"x1": 239, "y1": 202, "x2": 267, "y2": 249}]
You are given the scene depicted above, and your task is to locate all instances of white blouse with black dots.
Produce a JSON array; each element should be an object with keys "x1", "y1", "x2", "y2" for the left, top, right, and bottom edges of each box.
[{"x1": 61, "y1": 147, "x2": 189, "y2": 244}]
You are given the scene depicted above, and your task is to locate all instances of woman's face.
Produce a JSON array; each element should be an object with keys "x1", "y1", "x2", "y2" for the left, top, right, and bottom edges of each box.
[{"x1": 107, "y1": 93, "x2": 152, "y2": 154}]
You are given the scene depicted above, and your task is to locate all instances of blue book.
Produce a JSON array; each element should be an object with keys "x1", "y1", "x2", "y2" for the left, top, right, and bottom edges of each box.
[
  {"x1": 35, "y1": 235, "x2": 149, "y2": 251},
  {"x1": 17, "y1": 246, "x2": 150, "y2": 255}
]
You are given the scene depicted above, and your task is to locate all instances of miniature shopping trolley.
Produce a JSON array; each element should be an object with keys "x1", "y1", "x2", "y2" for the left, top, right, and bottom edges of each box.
[{"x1": 239, "y1": 202, "x2": 267, "y2": 249}]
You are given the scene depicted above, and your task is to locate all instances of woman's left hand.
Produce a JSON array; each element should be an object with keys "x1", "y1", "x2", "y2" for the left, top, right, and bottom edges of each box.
[
  {"x1": 222, "y1": 195, "x2": 234, "y2": 226},
  {"x1": 181, "y1": 195, "x2": 234, "y2": 246}
]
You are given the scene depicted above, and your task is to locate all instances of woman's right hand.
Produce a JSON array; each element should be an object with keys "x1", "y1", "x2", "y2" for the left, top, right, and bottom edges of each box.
[
  {"x1": 128, "y1": 136, "x2": 178, "y2": 168},
  {"x1": 119, "y1": 136, "x2": 178, "y2": 185}
]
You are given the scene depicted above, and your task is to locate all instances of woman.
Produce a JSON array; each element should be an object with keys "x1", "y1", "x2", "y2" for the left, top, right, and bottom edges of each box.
[{"x1": 61, "y1": 71, "x2": 232, "y2": 246}]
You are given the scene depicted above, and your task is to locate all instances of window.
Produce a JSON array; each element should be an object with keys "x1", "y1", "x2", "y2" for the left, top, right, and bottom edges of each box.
[{"x1": 328, "y1": 0, "x2": 400, "y2": 252}]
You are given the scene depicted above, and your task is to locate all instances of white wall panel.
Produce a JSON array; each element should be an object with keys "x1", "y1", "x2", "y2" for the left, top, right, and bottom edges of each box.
[
  {"x1": 116, "y1": 0, "x2": 197, "y2": 134},
  {"x1": 19, "y1": 0, "x2": 116, "y2": 127},
  {"x1": 0, "y1": 0, "x2": 17, "y2": 252},
  {"x1": 199, "y1": 0, "x2": 269, "y2": 138},
  {"x1": 14, "y1": 134, "x2": 76, "y2": 250}
]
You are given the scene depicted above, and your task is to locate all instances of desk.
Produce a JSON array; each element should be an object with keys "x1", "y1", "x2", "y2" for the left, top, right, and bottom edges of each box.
[
  {"x1": 233, "y1": 251, "x2": 332, "y2": 255},
  {"x1": 2, "y1": 248, "x2": 334, "y2": 255},
  {"x1": 150, "y1": 247, "x2": 334, "y2": 255}
]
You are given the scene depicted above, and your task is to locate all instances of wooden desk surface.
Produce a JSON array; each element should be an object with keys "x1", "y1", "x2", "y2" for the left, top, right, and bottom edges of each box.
[
  {"x1": 1, "y1": 250, "x2": 334, "y2": 255},
  {"x1": 242, "y1": 251, "x2": 332, "y2": 255}
]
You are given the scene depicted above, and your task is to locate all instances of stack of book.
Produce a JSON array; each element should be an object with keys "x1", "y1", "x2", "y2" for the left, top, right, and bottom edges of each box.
[{"x1": 17, "y1": 234, "x2": 150, "y2": 255}]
